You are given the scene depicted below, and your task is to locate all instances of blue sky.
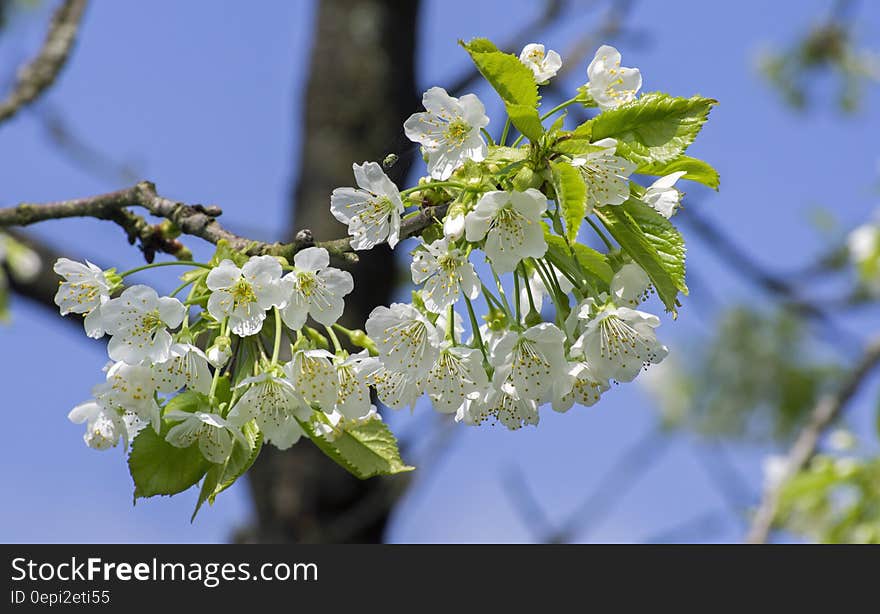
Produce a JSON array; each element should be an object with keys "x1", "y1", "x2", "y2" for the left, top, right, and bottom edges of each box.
[{"x1": 1, "y1": 0, "x2": 878, "y2": 543}]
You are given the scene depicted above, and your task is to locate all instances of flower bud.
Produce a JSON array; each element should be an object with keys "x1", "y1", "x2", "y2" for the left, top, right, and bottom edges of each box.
[
  {"x1": 443, "y1": 210, "x2": 466, "y2": 242},
  {"x1": 207, "y1": 335, "x2": 232, "y2": 368}
]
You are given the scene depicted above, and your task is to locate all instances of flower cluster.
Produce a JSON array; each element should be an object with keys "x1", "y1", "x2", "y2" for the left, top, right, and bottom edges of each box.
[{"x1": 52, "y1": 40, "x2": 714, "y2": 507}]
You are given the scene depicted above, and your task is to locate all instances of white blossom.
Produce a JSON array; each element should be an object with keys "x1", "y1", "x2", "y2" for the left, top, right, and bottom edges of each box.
[
  {"x1": 206, "y1": 256, "x2": 286, "y2": 337},
  {"x1": 519, "y1": 43, "x2": 562, "y2": 83},
  {"x1": 465, "y1": 189, "x2": 548, "y2": 273},
  {"x1": 573, "y1": 302, "x2": 667, "y2": 383},
  {"x1": 365, "y1": 303, "x2": 440, "y2": 375},
  {"x1": 424, "y1": 344, "x2": 489, "y2": 414},
  {"x1": 68, "y1": 399, "x2": 130, "y2": 450},
  {"x1": 100, "y1": 285, "x2": 184, "y2": 364},
  {"x1": 643, "y1": 171, "x2": 686, "y2": 218},
  {"x1": 411, "y1": 237, "x2": 480, "y2": 313},
  {"x1": 551, "y1": 361, "x2": 609, "y2": 413},
  {"x1": 570, "y1": 138, "x2": 637, "y2": 211},
  {"x1": 165, "y1": 410, "x2": 246, "y2": 464},
  {"x1": 1, "y1": 234, "x2": 41, "y2": 282},
  {"x1": 609, "y1": 262, "x2": 651, "y2": 307},
  {"x1": 330, "y1": 162, "x2": 405, "y2": 250},
  {"x1": 333, "y1": 351, "x2": 376, "y2": 421},
  {"x1": 152, "y1": 343, "x2": 213, "y2": 395},
  {"x1": 489, "y1": 322, "x2": 568, "y2": 403},
  {"x1": 279, "y1": 247, "x2": 353, "y2": 330},
  {"x1": 228, "y1": 371, "x2": 309, "y2": 450},
  {"x1": 467, "y1": 386, "x2": 540, "y2": 430},
  {"x1": 404, "y1": 87, "x2": 489, "y2": 180},
  {"x1": 94, "y1": 361, "x2": 161, "y2": 433},
  {"x1": 53, "y1": 258, "x2": 112, "y2": 339},
  {"x1": 365, "y1": 363, "x2": 422, "y2": 412},
  {"x1": 586, "y1": 44, "x2": 642, "y2": 110},
  {"x1": 284, "y1": 349, "x2": 338, "y2": 412}
]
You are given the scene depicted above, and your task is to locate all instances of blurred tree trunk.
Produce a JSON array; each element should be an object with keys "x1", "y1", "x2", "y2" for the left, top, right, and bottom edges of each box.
[{"x1": 239, "y1": 0, "x2": 420, "y2": 544}]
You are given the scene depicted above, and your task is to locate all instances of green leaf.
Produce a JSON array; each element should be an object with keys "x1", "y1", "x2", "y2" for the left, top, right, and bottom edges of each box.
[
  {"x1": 636, "y1": 155, "x2": 720, "y2": 190},
  {"x1": 550, "y1": 160, "x2": 587, "y2": 243},
  {"x1": 461, "y1": 38, "x2": 543, "y2": 142},
  {"x1": 588, "y1": 93, "x2": 717, "y2": 165},
  {"x1": 595, "y1": 199, "x2": 688, "y2": 314},
  {"x1": 129, "y1": 421, "x2": 211, "y2": 501},
  {"x1": 543, "y1": 232, "x2": 613, "y2": 287},
  {"x1": 299, "y1": 416, "x2": 414, "y2": 479},
  {"x1": 192, "y1": 420, "x2": 262, "y2": 521}
]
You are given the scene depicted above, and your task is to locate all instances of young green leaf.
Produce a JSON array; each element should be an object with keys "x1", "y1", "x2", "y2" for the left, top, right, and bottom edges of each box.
[
  {"x1": 637, "y1": 155, "x2": 720, "y2": 190},
  {"x1": 191, "y1": 420, "x2": 262, "y2": 521},
  {"x1": 544, "y1": 232, "x2": 613, "y2": 287},
  {"x1": 461, "y1": 38, "x2": 543, "y2": 142},
  {"x1": 595, "y1": 199, "x2": 687, "y2": 314},
  {"x1": 550, "y1": 159, "x2": 587, "y2": 242},
  {"x1": 588, "y1": 93, "x2": 717, "y2": 165},
  {"x1": 129, "y1": 419, "x2": 211, "y2": 501},
  {"x1": 299, "y1": 416, "x2": 414, "y2": 480}
]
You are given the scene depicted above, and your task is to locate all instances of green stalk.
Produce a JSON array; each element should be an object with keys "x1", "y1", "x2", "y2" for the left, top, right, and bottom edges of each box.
[{"x1": 118, "y1": 260, "x2": 211, "y2": 278}]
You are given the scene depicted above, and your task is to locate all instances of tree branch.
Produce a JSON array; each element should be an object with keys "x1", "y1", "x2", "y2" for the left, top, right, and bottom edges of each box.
[
  {"x1": 0, "y1": 0, "x2": 88, "y2": 125},
  {"x1": 0, "y1": 180, "x2": 448, "y2": 264},
  {"x1": 745, "y1": 336, "x2": 880, "y2": 543}
]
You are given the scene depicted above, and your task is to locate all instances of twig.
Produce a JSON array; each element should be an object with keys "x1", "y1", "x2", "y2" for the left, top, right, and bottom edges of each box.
[
  {"x1": 745, "y1": 336, "x2": 880, "y2": 543},
  {"x1": 0, "y1": 0, "x2": 88, "y2": 125},
  {"x1": 0, "y1": 180, "x2": 449, "y2": 264}
]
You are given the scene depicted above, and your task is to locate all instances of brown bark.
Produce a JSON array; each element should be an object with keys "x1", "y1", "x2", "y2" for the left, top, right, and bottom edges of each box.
[{"x1": 238, "y1": 0, "x2": 420, "y2": 544}]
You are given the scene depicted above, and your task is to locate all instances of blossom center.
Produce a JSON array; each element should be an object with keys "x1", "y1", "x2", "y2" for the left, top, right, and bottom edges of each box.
[{"x1": 443, "y1": 118, "x2": 471, "y2": 146}]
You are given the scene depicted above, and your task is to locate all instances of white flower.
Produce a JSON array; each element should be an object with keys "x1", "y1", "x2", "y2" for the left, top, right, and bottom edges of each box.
[
  {"x1": 848, "y1": 223, "x2": 879, "y2": 264},
  {"x1": 550, "y1": 361, "x2": 609, "y2": 413},
  {"x1": 330, "y1": 162, "x2": 405, "y2": 250},
  {"x1": 279, "y1": 247, "x2": 353, "y2": 330},
  {"x1": 53, "y1": 258, "x2": 112, "y2": 338},
  {"x1": 165, "y1": 410, "x2": 246, "y2": 464},
  {"x1": 519, "y1": 43, "x2": 562, "y2": 83},
  {"x1": 643, "y1": 171, "x2": 686, "y2": 218},
  {"x1": 586, "y1": 44, "x2": 642, "y2": 110},
  {"x1": 424, "y1": 344, "x2": 489, "y2": 414},
  {"x1": 410, "y1": 237, "x2": 480, "y2": 313},
  {"x1": 365, "y1": 303, "x2": 440, "y2": 375},
  {"x1": 443, "y1": 211, "x2": 465, "y2": 241},
  {"x1": 404, "y1": 87, "x2": 489, "y2": 180},
  {"x1": 152, "y1": 343, "x2": 213, "y2": 395},
  {"x1": 364, "y1": 361, "x2": 423, "y2": 411},
  {"x1": 762, "y1": 454, "x2": 790, "y2": 492},
  {"x1": 489, "y1": 322, "x2": 568, "y2": 403},
  {"x1": 206, "y1": 256, "x2": 286, "y2": 337},
  {"x1": 284, "y1": 349, "x2": 338, "y2": 412},
  {"x1": 465, "y1": 189, "x2": 548, "y2": 274},
  {"x1": 228, "y1": 371, "x2": 309, "y2": 450},
  {"x1": 573, "y1": 303, "x2": 667, "y2": 383},
  {"x1": 466, "y1": 387, "x2": 540, "y2": 430},
  {"x1": 570, "y1": 138, "x2": 637, "y2": 211},
  {"x1": 94, "y1": 361, "x2": 161, "y2": 432},
  {"x1": 332, "y1": 351, "x2": 375, "y2": 421},
  {"x1": 609, "y1": 262, "x2": 651, "y2": 307},
  {"x1": 100, "y1": 285, "x2": 184, "y2": 364},
  {"x1": 68, "y1": 399, "x2": 129, "y2": 450}
]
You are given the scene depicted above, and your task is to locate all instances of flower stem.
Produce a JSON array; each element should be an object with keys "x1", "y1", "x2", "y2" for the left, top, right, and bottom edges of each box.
[
  {"x1": 463, "y1": 294, "x2": 488, "y2": 362},
  {"x1": 118, "y1": 260, "x2": 211, "y2": 279},
  {"x1": 499, "y1": 117, "x2": 512, "y2": 146},
  {"x1": 490, "y1": 266, "x2": 513, "y2": 320},
  {"x1": 586, "y1": 216, "x2": 614, "y2": 251},
  {"x1": 170, "y1": 278, "x2": 196, "y2": 298},
  {"x1": 447, "y1": 305, "x2": 456, "y2": 343},
  {"x1": 481, "y1": 127, "x2": 496, "y2": 146},
  {"x1": 325, "y1": 324, "x2": 343, "y2": 354},
  {"x1": 399, "y1": 181, "x2": 470, "y2": 196},
  {"x1": 539, "y1": 96, "x2": 579, "y2": 121},
  {"x1": 521, "y1": 261, "x2": 537, "y2": 314},
  {"x1": 183, "y1": 294, "x2": 211, "y2": 306},
  {"x1": 513, "y1": 268, "x2": 522, "y2": 324},
  {"x1": 271, "y1": 308, "x2": 282, "y2": 365}
]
